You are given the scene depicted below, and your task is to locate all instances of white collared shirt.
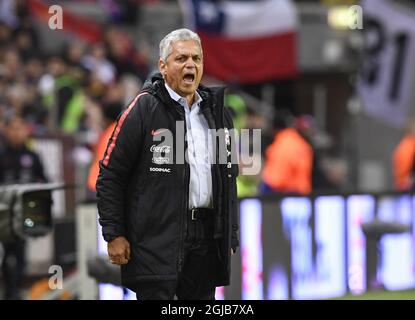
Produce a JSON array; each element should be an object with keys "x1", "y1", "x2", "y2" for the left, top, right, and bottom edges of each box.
[{"x1": 165, "y1": 83, "x2": 213, "y2": 209}]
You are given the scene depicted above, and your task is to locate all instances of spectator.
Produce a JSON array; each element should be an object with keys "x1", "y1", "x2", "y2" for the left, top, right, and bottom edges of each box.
[
  {"x1": 225, "y1": 91, "x2": 259, "y2": 197},
  {"x1": 260, "y1": 113, "x2": 313, "y2": 195},
  {"x1": 87, "y1": 101, "x2": 121, "y2": 194},
  {"x1": 294, "y1": 114, "x2": 339, "y2": 192},
  {"x1": 81, "y1": 43, "x2": 116, "y2": 85},
  {"x1": 393, "y1": 119, "x2": 415, "y2": 191},
  {"x1": 41, "y1": 55, "x2": 86, "y2": 133},
  {"x1": 0, "y1": 114, "x2": 47, "y2": 300},
  {"x1": 103, "y1": 25, "x2": 149, "y2": 81}
]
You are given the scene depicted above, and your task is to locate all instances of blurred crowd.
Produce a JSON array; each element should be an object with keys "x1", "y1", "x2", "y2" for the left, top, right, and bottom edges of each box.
[{"x1": 0, "y1": 0, "x2": 149, "y2": 148}]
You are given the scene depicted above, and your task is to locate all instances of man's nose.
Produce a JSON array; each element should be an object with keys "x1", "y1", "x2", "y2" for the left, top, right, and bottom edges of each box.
[{"x1": 185, "y1": 59, "x2": 196, "y2": 68}]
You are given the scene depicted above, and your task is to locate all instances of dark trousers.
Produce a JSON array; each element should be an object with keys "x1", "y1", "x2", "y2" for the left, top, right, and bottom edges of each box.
[
  {"x1": 135, "y1": 214, "x2": 218, "y2": 300},
  {"x1": 1, "y1": 240, "x2": 25, "y2": 300}
]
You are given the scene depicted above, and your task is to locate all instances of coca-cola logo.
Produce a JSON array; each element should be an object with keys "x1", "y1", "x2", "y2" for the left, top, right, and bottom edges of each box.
[{"x1": 150, "y1": 145, "x2": 171, "y2": 153}]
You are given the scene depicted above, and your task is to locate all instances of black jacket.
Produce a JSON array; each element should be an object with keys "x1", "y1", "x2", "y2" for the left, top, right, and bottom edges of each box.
[{"x1": 96, "y1": 73, "x2": 239, "y2": 288}]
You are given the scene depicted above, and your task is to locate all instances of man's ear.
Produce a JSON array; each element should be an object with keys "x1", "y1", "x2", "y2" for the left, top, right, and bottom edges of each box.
[{"x1": 159, "y1": 59, "x2": 167, "y2": 77}]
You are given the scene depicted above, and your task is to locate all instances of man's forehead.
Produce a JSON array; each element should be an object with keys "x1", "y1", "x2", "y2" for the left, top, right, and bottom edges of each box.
[{"x1": 171, "y1": 40, "x2": 202, "y2": 55}]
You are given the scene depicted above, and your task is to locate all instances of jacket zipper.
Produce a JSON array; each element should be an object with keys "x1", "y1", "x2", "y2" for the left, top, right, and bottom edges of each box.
[{"x1": 177, "y1": 110, "x2": 189, "y2": 273}]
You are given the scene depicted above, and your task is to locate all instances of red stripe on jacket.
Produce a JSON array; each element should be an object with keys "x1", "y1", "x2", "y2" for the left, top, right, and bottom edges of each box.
[{"x1": 102, "y1": 92, "x2": 148, "y2": 167}]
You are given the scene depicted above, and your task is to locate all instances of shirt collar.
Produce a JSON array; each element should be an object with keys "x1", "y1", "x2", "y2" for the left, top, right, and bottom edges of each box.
[{"x1": 164, "y1": 83, "x2": 202, "y2": 107}]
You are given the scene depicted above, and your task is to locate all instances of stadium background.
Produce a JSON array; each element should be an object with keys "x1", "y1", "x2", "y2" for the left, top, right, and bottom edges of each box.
[{"x1": 1, "y1": 0, "x2": 415, "y2": 300}]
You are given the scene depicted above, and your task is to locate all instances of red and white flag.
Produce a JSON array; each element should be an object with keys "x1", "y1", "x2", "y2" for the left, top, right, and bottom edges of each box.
[{"x1": 179, "y1": 0, "x2": 299, "y2": 84}]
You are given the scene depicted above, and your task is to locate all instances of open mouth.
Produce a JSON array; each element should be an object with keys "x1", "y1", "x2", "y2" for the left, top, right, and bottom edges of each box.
[{"x1": 183, "y1": 73, "x2": 195, "y2": 84}]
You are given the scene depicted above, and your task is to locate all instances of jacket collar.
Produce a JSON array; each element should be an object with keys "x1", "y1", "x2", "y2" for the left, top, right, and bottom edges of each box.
[
  {"x1": 164, "y1": 82, "x2": 203, "y2": 108},
  {"x1": 144, "y1": 72, "x2": 225, "y2": 118}
]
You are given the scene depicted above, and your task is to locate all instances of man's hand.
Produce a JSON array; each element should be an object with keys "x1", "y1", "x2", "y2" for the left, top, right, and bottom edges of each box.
[{"x1": 108, "y1": 236, "x2": 131, "y2": 265}]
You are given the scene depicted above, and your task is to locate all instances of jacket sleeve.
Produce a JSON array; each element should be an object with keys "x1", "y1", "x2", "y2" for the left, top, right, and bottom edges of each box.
[
  {"x1": 224, "y1": 107, "x2": 239, "y2": 251},
  {"x1": 96, "y1": 93, "x2": 148, "y2": 242}
]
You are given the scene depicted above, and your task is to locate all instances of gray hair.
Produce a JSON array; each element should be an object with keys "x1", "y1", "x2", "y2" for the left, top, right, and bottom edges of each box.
[{"x1": 159, "y1": 28, "x2": 202, "y2": 62}]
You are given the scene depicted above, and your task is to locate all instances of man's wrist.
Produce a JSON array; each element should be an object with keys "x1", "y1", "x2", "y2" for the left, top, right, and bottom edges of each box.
[{"x1": 104, "y1": 234, "x2": 122, "y2": 243}]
